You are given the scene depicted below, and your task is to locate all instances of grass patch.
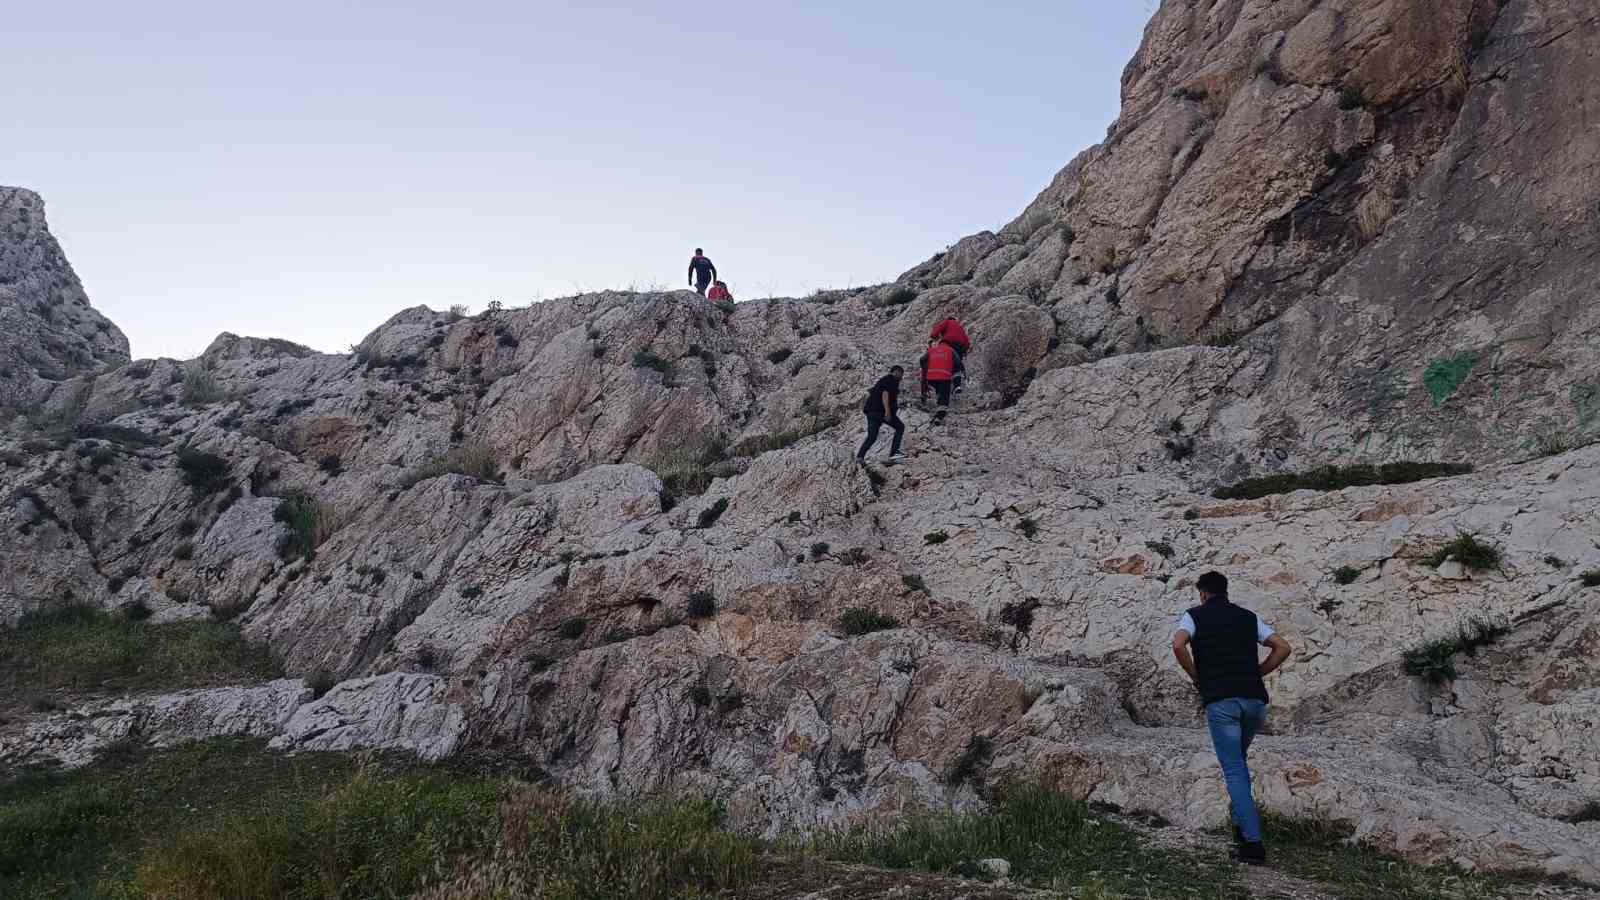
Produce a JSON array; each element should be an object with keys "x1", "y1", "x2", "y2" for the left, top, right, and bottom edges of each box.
[
  {"x1": 1260, "y1": 812, "x2": 1555, "y2": 899},
  {"x1": 812, "y1": 784, "x2": 1240, "y2": 897},
  {"x1": 632, "y1": 350, "x2": 672, "y2": 374},
  {"x1": 1212, "y1": 462, "x2": 1472, "y2": 500},
  {"x1": 839, "y1": 608, "x2": 898, "y2": 636},
  {"x1": 176, "y1": 448, "x2": 230, "y2": 495},
  {"x1": 0, "y1": 605, "x2": 280, "y2": 697},
  {"x1": 878, "y1": 287, "x2": 918, "y2": 307},
  {"x1": 271, "y1": 490, "x2": 339, "y2": 561},
  {"x1": 400, "y1": 444, "x2": 502, "y2": 488},
  {"x1": 558, "y1": 618, "x2": 587, "y2": 640},
  {"x1": 1422, "y1": 532, "x2": 1502, "y2": 570},
  {"x1": 1016, "y1": 517, "x2": 1039, "y2": 540},
  {"x1": 901, "y1": 574, "x2": 928, "y2": 594},
  {"x1": 730, "y1": 416, "x2": 840, "y2": 458},
  {"x1": 924, "y1": 530, "x2": 949, "y2": 545},
  {"x1": 1403, "y1": 614, "x2": 1511, "y2": 685},
  {"x1": 1332, "y1": 565, "x2": 1362, "y2": 585},
  {"x1": 647, "y1": 440, "x2": 726, "y2": 507}
]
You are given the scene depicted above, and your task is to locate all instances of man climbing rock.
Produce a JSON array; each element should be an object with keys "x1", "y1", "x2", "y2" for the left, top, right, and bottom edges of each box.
[
  {"x1": 688, "y1": 249, "x2": 717, "y2": 296},
  {"x1": 919, "y1": 338, "x2": 956, "y2": 424},
  {"x1": 1171, "y1": 571, "x2": 1293, "y2": 866},
  {"x1": 930, "y1": 316, "x2": 970, "y2": 392},
  {"x1": 857, "y1": 365, "x2": 906, "y2": 463}
]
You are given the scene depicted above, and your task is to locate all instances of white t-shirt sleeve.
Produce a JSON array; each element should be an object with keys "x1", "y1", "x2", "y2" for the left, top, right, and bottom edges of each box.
[
  {"x1": 1257, "y1": 618, "x2": 1276, "y2": 643},
  {"x1": 1175, "y1": 612, "x2": 1196, "y2": 637}
]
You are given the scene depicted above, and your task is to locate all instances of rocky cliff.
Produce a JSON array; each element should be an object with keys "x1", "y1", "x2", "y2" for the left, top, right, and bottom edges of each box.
[{"x1": 2, "y1": 0, "x2": 1598, "y2": 883}]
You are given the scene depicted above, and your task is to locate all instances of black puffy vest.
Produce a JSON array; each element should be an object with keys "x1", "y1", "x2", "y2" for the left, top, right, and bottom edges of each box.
[{"x1": 1187, "y1": 600, "x2": 1269, "y2": 704}]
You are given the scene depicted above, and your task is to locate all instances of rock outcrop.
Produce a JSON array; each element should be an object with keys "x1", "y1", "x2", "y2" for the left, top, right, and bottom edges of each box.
[{"x1": 2, "y1": 0, "x2": 1598, "y2": 882}]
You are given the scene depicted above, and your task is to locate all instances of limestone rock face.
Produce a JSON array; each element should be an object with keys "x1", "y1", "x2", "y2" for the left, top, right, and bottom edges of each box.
[
  {"x1": 3, "y1": 0, "x2": 1599, "y2": 881},
  {"x1": 0, "y1": 187, "x2": 129, "y2": 407}
]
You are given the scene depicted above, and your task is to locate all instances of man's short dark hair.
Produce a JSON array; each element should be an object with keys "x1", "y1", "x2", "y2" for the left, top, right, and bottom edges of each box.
[
  {"x1": 890, "y1": 365, "x2": 904, "y2": 374},
  {"x1": 695, "y1": 247, "x2": 703, "y2": 254},
  {"x1": 1196, "y1": 571, "x2": 1228, "y2": 599}
]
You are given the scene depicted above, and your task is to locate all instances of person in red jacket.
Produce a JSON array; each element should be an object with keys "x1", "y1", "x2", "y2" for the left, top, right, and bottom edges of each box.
[
  {"x1": 929, "y1": 317, "x2": 970, "y2": 392},
  {"x1": 706, "y1": 281, "x2": 733, "y2": 302},
  {"x1": 920, "y1": 338, "x2": 957, "y2": 424}
]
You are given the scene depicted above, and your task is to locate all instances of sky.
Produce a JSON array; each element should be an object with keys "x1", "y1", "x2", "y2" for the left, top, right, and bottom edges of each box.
[{"x1": 4, "y1": 2, "x2": 1153, "y2": 359}]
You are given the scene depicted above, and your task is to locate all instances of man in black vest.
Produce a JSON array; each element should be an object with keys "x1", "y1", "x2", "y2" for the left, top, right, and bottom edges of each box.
[{"x1": 1172, "y1": 571, "x2": 1292, "y2": 864}]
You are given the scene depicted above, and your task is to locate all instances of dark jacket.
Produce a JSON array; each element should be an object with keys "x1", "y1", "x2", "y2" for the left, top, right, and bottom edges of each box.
[
  {"x1": 863, "y1": 374, "x2": 900, "y2": 418},
  {"x1": 1186, "y1": 599, "x2": 1270, "y2": 704}
]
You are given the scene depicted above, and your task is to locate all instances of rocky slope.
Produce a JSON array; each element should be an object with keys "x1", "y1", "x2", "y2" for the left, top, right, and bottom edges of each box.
[{"x1": 2, "y1": 0, "x2": 1598, "y2": 883}]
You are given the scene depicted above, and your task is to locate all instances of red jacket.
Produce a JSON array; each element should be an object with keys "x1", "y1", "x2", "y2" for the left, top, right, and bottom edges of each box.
[
  {"x1": 707, "y1": 284, "x2": 732, "y2": 302},
  {"x1": 922, "y1": 342, "x2": 956, "y2": 382},
  {"x1": 930, "y1": 318, "x2": 970, "y2": 353}
]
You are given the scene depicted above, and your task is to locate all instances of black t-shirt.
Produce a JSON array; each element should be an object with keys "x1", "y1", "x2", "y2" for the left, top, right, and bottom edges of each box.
[
  {"x1": 690, "y1": 256, "x2": 715, "y2": 278},
  {"x1": 863, "y1": 374, "x2": 900, "y2": 417}
]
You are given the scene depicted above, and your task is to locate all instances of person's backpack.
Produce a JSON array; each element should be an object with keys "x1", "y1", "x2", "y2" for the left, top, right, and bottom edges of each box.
[{"x1": 925, "y1": 343, "x2": 956, "y2": 381}]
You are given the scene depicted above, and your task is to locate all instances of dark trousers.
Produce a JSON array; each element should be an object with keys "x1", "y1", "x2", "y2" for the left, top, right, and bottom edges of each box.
[
  {"x1": 695, "y1": 276, "x2": 711, "y2": 296},
  {"x1": 928, "y1": 379, "x2": 952, "y2": 418},
  {"x1": 858, "y1": 414, "x2": 904, "y2": 459}
]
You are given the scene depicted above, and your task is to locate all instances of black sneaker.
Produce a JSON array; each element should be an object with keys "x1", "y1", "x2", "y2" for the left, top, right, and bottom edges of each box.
[{"x1": 1233, "y1": 841, "x2": 1267, "y2": 865}]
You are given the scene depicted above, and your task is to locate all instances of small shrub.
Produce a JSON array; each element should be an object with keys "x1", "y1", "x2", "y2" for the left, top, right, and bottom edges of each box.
[
  {"x1": 318, "y1": 454, "x2": 343, "y2": 475},
  {"x1": 840, "y1": 608, "x2": 899, "y2": 636},
  {"x1": 461, "y1": 584, "x2": 483, "y2": 599},
  {"x1": 122, "y1": 601, "x2": 152, "y2": 621},
  {"x1": 839, "y1": 547, "x2": 869, "y2": 566},
  {"x1": 648, "y1": 440, "x2": 725, "y2": 503},
  {"x1": 497, "y1": 332, "x2": 520, "y2": 348},
  {"x1": 1581, "y1": 570, "x2": 1600, "y2": 588},
  {"x1": 632, "y1": 350, "x2": 672, "y2": 374},
  {"x1": 1457, "y1": 614, "x2": 1510, "y2": 656},
  {"x1": 1534, "y1": 432, "x2": 1571, "y2": 457},
  {"x1": 901, "y1": 574, "x2": 929, "y2": 595},
  {"x1": 182, "y1": 368, "x2": 224, "y2": 405},
  {"x1": 1330, "y1": 565, "x2": 1362, "y2": 586},
  {"x1": 271, "y1": 490, "x2": 337, "y2": 561},
  {"x1": 1017, "y1": 518, "x2": 1039, "y2": 540},
  {"x1": 1423, "y1": 532, "x2": 1502, "y2": 571},
  {"x1": 882, "y1": 287, "x2": 918, "y2": 307},
  {"x1": 686, "y1": 591, "x2": 717, "y2": 618},
  {"x1": 766, "y1": 348, "x2": 793, "y2": 364},
  {"x1": 946, "y1": 734, "x2": 993, "y2": 786},
  {"x1": 809, "y1": 542, "x2": 830, "y2": 560},
  {"x1": 177, "y1": 518, "x2": 199, "y2": 537},
  {"x1": 1145, "y1": 540, "x2": 1174, "y2": 559},
  {"x1": 730, "y1": 416, "x2": 841, "y2": 458},
  {"x1": 558, "y1": 617, "x2": 587, "y2": 640},
  {"x1": 924, "y1": 530, "x2": 949, "y2": 545},
  {"x1": 1213, "y1": 462, "x2": 1472, "y2": 500},
  {"x1": 1404, "y1": 638, "x2": 1459, "y2": 684},
  {"x1": 399, "y1": 444, "x2": 501, "y2": 488},
  {"x1": 1324, "y1": 149, "x2": 1346, "y2": 169},
  {"x1": 1567, "y1": 801, "x2": 1600, "y2": 824},
  {"x1": 306, "y1": 669, "x2": 337, "y2": 700},
  {"x1": 696, "y1": 497, "x2": 729, "y2": 529},
  {"x1": 176, "y1": 448, "x2": 230, "y2": 495},
  {"x1": 1183, "y1": 508, "x2": 1200, "y2": 521},
  {"x1": 1338, "y1": 85, "x2": 1365, "y2": 110},
  {"x1": 173, "y1": 542, "x2": 194, "y2": 561},
  {"x1": 689, "y1": 685, "x2": 712, "y2": 707}
]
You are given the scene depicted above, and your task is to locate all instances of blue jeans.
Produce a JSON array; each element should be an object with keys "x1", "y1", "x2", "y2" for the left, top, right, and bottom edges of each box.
[{"x1": 1205, "y1": 698, "x2": 1268, "y2": 843}]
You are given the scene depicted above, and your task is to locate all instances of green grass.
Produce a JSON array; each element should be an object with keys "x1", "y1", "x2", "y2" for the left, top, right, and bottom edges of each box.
[
  {"x1": 176, "y1": 448, "x2": 230, "y2": 495},
  {"x1": 1261, "y1": 813, "x2": 1558, "y2": 899},
  {"x1": 839, "y1": 608, "x2": 899, "y2": 636},
  {"x1": 399, "y1": 444, "x2": 502, "y2": 488},
  {"x1": 1403, "y1": 614, "x2": 1511, "y2": 685},
  {"x1": 1213, "y1": 462, "x2": 1472, "y2": 500},
  {"x1": 1332, "y1": 565, "x2": 1362, "y2": 585},
  {"x1": 1423, "y1": 532, "x2": 1502, "y2": 570},
  {"x1": 0, "y1": 605, "x2": 280, "y2": 698},
  {"x1": 631, "y1": 349, "x2": 672, "y2": 374},
  {"x1": 1423, "y1": 352, "x2": 1479, "y2": 406},
  {"x1": 924, "y1": 530, "x2": 949, "y2": 545},
  {"x1": 0, "y1": 739, "x2": 756, "y2": 900},
  {"x1": 729, "y1": 416, "x2": 840, "y2": 458},
  {"x1": 647, "y1": 440, "x2": 726, "y2": 507},
  {"x1": 271, "y1": 490, "x2": 336, "y2": 561},
  {"x1": 812, "y1": 784, "x2": 1244, "y2": 898}
]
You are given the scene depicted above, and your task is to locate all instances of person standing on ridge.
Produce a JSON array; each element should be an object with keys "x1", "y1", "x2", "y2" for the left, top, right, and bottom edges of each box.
[
  {"x1": 919, "y1": 338, "x2": 956, "y2": 424},
  {"x1": 857, "y1": 365, "x2": 906, "y2": 463},
  {"x1": 1171, "y1": 571, "x2": 1293, "y2": 866},
  {"x1": 929, "y1": 316, "x2": 971, "y2": 392},
  {"x1": 688, "y1": 249, "x2": 717, "y2": 296}
]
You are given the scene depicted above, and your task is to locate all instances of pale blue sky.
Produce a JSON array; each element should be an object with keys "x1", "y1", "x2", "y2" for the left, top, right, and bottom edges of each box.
[{"x1": 6, "y1": 2, "x2": 1152, "y2": 359}]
